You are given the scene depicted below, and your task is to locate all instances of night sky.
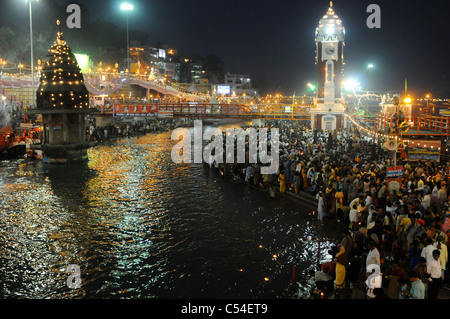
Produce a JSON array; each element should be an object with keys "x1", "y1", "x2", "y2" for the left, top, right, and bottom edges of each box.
[{"x1": 2, "y1": 0, "x2": 450, "y2": 96}]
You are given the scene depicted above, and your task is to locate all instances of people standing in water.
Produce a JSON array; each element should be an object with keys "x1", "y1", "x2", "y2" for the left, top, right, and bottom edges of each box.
[
  {"x1": 202, "y1": 121, "x2": 450, "y2": 299},
  {"x1": 317, "y1": 191, "x2": 325, "y2": 223}
]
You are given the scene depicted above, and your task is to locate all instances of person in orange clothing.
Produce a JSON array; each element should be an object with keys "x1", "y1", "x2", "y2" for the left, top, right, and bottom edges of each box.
[
  {"x1": 313, "y1": 259, "x2": 336, "y2": 293},
  {"x1": 301, "y1": 166, "x2": 308, "y2": 189},
  {"x1": 278, "y1": 171, "x2": 286, "y2": 193},
  {"x1": 334, "y1": 245, "x2": 348, "y2": 293},
  {"x1": 426, "y1": 223, "x2": 436, "y2": 239}
]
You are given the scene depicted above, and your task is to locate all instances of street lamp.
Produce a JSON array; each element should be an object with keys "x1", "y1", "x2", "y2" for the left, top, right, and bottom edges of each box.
[
  {"x1": 26, "y1": 0, "x2": 38, "y2": 108},
  {"x1": 307, "y1": 83, "x2": 316, "y2": 96},
  {"x1": 366, "y1": 63, "x2": 374, "y2": 92},
  {"x1": 343, "y1": 79, "x2": 360, "y2": 91},
  {"x1": 121, "y1": 2, "x2": 134, "y2": 101}
]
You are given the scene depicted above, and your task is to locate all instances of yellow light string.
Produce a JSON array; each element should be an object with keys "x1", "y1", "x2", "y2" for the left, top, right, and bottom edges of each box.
[
  {"x1": 344, "y1": 113, "x2": 410, "y2": 143},
  {"x1": 345, "y1": 114, "x2": 442, "y2": 150}
]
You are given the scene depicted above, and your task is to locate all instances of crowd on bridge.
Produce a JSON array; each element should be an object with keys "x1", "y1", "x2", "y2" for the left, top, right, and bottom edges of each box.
[
  {"x1": 87, "y1": 117, "x2": 195, "y2": 142},
  {"x1": 206, "y1": 120, "x2": 450, "y2": 299}
]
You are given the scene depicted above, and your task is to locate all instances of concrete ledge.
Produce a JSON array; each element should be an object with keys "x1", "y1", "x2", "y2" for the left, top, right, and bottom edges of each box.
[
  {"x1": 283, "y1": 189, "x2": 318, "y2": 209},
  {"x1": 31, "y1": 142, "x2": 97, "y2": 151},
  {"x1": 247, "y1": 181, "x2": 317, "y2": 210}
]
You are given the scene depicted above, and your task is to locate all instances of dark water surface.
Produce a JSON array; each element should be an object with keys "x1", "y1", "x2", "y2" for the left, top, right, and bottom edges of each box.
[{"x1": 0, "y1": 129, "x2": 340, "y2": 299}]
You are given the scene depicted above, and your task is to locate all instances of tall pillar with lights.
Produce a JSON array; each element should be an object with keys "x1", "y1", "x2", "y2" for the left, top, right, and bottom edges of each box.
[{"x1": 311, "y1": 2, "x2": 346, "y2": 131}]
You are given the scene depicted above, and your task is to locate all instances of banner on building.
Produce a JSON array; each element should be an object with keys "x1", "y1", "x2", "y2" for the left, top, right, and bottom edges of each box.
[
  {"x1": 406, "y1": 140, "x2": 441, "y2": 161},
  {"x1": 113, "y1": 104, "x2": 158, "y2": 117},
  {"x1": 157, "y1": 109, "x2": 174, "y2": 118},
  {"x1": 439, "y1": 110, "x2": 450, "y2": 117}
]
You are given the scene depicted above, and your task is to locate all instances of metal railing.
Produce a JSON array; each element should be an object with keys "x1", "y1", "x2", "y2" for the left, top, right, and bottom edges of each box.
[{"x1": 371, "y1": 112, "x2": 450, "y2": 136}]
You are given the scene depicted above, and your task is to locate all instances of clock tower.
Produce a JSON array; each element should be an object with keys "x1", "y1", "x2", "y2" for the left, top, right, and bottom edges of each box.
[{"x1": 311, "y1": 2, "x2": 346, "y2": 131}]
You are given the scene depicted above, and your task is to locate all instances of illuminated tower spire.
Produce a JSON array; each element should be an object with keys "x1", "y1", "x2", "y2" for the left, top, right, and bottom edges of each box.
[{"x1": 311, "y1": 3, "x2": 346, "y2": 131}]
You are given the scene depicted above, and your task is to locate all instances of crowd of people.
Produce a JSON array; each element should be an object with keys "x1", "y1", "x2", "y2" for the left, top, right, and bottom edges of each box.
[
  {"x1": 87, "y1": 117, "x2": 195, "y2": 142},
  {"x1": 278, "y1": 122, "x2": 449, "y2": 299},
  {"x1": 207, "y1": 120, "x2": 450, "y2": 299}
]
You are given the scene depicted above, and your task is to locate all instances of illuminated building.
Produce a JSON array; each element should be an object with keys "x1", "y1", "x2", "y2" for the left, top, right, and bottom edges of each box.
[
  {"x1": 224, "y1": 72, "x2": 257, "y2": 97},
  {"x1": 148, "y1": 47, "x2": 181, "y2": 82}
]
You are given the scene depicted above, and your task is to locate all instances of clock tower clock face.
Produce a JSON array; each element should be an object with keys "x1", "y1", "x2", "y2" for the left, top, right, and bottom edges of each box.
[
  {"x1": 325, "y1": 45, "x2": 335, "y2": 55},
  {"x1": 321, "y1": 43, "x2": 338, "y2": 61}
]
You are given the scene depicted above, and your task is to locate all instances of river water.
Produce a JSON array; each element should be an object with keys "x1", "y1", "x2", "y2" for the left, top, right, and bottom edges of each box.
[{"x1": 0, "y1": 123, "x2": 340, "y2": 299}]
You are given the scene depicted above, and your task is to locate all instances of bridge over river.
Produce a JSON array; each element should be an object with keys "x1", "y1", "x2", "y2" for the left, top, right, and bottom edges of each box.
[{"x1": 1, "y1": 74, "x2": 449, "y2": 139}]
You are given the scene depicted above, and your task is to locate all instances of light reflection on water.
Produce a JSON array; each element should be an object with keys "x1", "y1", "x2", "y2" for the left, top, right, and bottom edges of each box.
[{"x1": 0, "y1": 129, "x2": 339, "y2": 299}]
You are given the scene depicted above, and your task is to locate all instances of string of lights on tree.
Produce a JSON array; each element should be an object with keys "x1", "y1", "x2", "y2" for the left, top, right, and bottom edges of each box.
[{"x1": 36, "y1": 20, "x2": 89, "y2": 110}]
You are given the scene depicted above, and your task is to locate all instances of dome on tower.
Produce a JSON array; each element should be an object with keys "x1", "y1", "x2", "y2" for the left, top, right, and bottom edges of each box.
[
  {"x1": 36, "y1": 21, "x2": 90, "y2": 111},
  {"x1": 315, "y1": 2, "x2": 345, "y2": 43},
  {"x1": 318, "y1": 2, "x2": 342, "y2": 27}
]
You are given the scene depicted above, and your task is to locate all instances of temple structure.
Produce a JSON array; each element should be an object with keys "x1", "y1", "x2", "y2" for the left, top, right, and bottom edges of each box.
[{"x1": 28, "y1": 21, "x2": 97, "y2": 163}]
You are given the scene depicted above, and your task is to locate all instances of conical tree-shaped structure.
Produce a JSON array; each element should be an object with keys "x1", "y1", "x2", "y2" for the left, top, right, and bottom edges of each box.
[{"x1": 36, "y1": 21, "x2": 90, "y2": 110}]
